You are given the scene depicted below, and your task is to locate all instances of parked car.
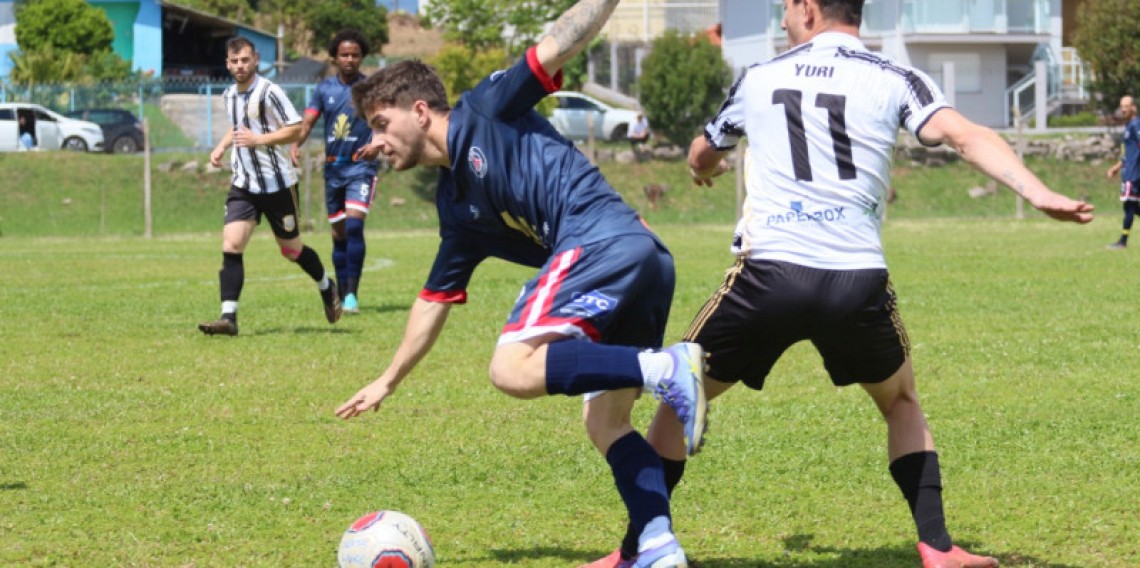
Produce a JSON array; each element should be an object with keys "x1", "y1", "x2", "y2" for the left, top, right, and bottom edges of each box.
[
  {"x1": 549, "y1": 91, "x2": 640, "y2": 142},
  {"x1": 64, "y1": 108, "x2": 145, "y2": 154},
  {"x1": 0, "y1": 103, "x2": 104, "y2": 152}
]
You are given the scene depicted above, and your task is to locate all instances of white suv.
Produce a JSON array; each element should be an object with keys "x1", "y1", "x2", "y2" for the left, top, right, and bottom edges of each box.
[
  {"x1": 549, "y1": 91, "x2": 640, "y2": 142},
  {"x1": 0, "y1": 102, "x2": 105, "y2": 152}
]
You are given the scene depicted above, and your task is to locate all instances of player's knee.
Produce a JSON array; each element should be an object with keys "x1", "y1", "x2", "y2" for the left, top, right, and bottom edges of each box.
[
  {"x1": 279, "y1": 245, "x2": 301, "y2": 261},
  {"x1": 488, "y1": 352, "x2": 541, "y2": 399},
  {"x1": 345, "y1": 216, "x2": 365, "y2": 239}
]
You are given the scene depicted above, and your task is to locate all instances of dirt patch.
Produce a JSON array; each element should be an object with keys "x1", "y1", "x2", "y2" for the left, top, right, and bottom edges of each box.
[{"x1": 384, "y1": 13, "x2": 444, "y2": 60}]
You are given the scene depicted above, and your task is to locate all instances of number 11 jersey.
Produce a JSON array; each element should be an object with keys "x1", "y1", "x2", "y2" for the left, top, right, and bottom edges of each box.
[{"x1": 704, "y1": 32, "x2": 947, "y2": 270}]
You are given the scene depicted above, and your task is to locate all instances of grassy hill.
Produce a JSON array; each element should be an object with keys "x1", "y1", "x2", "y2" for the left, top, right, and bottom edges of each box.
[{"x1": 0, "y1": 145, "x2": 1113, "y2": 239}]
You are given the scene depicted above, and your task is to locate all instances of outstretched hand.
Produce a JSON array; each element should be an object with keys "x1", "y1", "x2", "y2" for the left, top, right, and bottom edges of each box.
[
  {"x1": 334, "y1": 380, "x2": 394, "y2": 420},
  {"x1": 1032, "y1": 193, "x2": 1095, "y2": 224}
]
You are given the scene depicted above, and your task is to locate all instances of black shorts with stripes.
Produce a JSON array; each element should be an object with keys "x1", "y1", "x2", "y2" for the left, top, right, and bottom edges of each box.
[
  {"x1": 223, "y1": 185, "x2": 302, "y2": 240},
  {"x1": 683, "y1": 258, "x2": 909, "y2": 389}
]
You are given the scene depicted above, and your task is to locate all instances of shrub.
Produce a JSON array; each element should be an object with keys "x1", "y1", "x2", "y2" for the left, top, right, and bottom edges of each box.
[{"x1": 637, "y1": 31, "x2": 732, "y2": 148}]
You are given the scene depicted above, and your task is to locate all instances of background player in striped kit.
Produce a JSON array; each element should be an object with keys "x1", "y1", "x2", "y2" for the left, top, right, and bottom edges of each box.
[{"x1": 199, "y1": 36, "x2": 341, "y2": 336}]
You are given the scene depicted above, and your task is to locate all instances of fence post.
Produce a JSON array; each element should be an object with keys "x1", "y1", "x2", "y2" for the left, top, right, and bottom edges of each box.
[
  {"x1": 143, "y1": 118, "x2": 153, "y2": 238},
  {"x1": 1013, "y1": 108, "x2": 1026, "y2": 219}
]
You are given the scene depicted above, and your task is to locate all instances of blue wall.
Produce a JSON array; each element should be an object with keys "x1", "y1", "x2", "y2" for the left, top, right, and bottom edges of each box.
[{"x1": 238, "y1": 28, "x2": 277, "y2": 75}]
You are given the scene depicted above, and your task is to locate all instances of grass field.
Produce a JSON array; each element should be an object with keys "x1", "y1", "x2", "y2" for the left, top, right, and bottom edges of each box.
[{"x1": 1, "y1": 212, "x2": 1137, "y2": 566}]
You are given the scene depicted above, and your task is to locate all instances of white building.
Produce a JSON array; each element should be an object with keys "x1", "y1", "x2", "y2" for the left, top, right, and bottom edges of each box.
[{"x1": 719, "y1": 0, "x2": 1087, "y2": 127}]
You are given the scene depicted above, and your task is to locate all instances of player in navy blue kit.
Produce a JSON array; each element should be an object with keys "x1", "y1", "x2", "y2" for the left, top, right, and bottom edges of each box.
[
  {"x1": 293, "y1": 29, "x2": 382, "y2": 312},
  {"x1": 1106, "y1": 95, "x2": 1140, "y2": 249},
  {"x1": 334, "y1": 1, "x2": 705, "y2": 566}
]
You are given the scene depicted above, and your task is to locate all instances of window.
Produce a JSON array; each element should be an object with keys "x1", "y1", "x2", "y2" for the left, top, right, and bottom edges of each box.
[
  {"x1": 928, "y1": 53, "x2": 982, "y2": 93},
  {"x1": 35, "y1": 110, "x2": 56, "y2": 122},
  {"x1": 563, "y1": 96, "x2": 600, "y2": 112},
  {"x1": 0, "y1": 109, "x2": 14, "y2": 121}
]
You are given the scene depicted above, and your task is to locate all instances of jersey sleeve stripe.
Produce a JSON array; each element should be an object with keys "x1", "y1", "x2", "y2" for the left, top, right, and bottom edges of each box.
[{"x1": 526, "y1": 46, "x2": 564, "y2": 93}]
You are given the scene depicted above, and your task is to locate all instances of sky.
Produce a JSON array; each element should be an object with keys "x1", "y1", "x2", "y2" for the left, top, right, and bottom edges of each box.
[{"x1": 377, "y1": 0, "x2": 419, "y2": 13}]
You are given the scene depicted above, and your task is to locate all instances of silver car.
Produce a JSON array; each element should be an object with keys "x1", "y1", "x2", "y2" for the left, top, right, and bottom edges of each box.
[
  {"x1": 0, "y1": 102, "x2": 105, "y2": 152},
  {"x1": 549, "y1": 91, "x2": 640, "y2": 142}
]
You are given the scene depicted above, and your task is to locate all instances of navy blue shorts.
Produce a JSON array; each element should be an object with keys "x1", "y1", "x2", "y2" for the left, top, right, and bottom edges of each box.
[
  {"x1": 326, "y1": 175, "x2": 377, "y2": 222},
  {"x1": 1120, "y1": 180, "x2": 1140, "y2": 202},
  {"x1": 500, "y1": 234, "x2": 674, "y2": 349},
  {"x1": 684, "y1": 258, "x2": 909, "y2": 389}
]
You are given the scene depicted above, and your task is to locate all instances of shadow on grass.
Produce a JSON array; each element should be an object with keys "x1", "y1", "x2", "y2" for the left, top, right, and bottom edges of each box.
[
  {"x1": 354, "y1": 303, "x2": 411, "y2": 315},
  {"x1": 1, "y1": 481, "x2": 28, "y2": 491},
  {"x1": 243, "y1": 326, "x2": 361, "y2": 336},
  {"x1": 467, "y1": 534, "x2": 1080, "y2": 568}
]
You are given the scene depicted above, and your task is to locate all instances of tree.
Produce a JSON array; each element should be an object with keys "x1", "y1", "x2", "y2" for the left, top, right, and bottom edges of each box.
[
  {"x1": 14, "y1": 0, "x2": 114, "y2": 54},
  {"x1": 424, "y1": 0, "x2": 575, "y2": 55},
  {"x1": 306, "y1": 0, "x2": 389, "y2": 55},
  {"x1": 638, "y1": 31, "x2": 732, "y2": 148},
  {"x1": 1072, "y1": 0, "x2": 1140, "y2": 115}
]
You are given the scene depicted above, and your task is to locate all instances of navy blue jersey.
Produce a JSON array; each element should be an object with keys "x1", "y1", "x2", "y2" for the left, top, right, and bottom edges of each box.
[
  {"x1": 1121, "y1": 117, "x2": 1140, "y2": 182},
  {"x1": 419, "y1": 48, "x2": 657, "y2": 302},
  {"x1": 306, "y1": 75, "x2": 378, "y2": 182}
]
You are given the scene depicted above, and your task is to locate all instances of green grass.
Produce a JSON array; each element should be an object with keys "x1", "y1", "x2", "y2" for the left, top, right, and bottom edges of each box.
[
  {"x1": 0, "y1": 148, "x2": 1115, "y2": 238},
  {"x1": 0, "y1": 150, "x2": 1135, "y2": 566},
  {"x1": 0, "y1": 218, "x2": 1137, "y2": 567},
  {"x1": 142, "y1": 103, "x2": 195, "y2": 149}
]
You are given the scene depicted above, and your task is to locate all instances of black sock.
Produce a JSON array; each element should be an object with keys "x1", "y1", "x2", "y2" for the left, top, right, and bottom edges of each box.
[
  {"x1": 620, "y1": 457, "x2": 686, "y2": 559},
  {"x1": 293, "y1": 245, "x2": 326, "y2": 283},
  {"x1": 220, "y1": 252, "x2": 243, "y2": 304},
  {"x1": 890, "y1": 451, "x2": 953, "y2": 552}
]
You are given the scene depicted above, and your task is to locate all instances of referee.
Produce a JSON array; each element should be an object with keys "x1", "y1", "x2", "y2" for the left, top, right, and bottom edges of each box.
[{"x1": 199, "y1": 36, "x2": 341, "y2": 336}]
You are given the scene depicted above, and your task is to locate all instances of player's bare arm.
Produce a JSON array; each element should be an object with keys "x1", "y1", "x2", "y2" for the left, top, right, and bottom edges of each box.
[
  {"x1": 534, "y1": 0, "x2": 621, "y2": 77},
  {"x1": 1107, "y1": 160, "x2": 1123, "y2": 179},
  {"x1": 236, "y1": 122, "x2": 303, "y2": 148},
  {"x1": 687, "y1": 134, "x2": 730, "y2": 187},
  {"x1": 920, "y1": 108, "x2": 1094, "y2": 224},
  {"x1": 290, "y1": 111, "x2": 321, "y2": 162},
  {"x1": 335, "y1": 298, "x2": 453, "y2": 419},
  {"x1": 210, "y1": 129, "x2": 235, "y2": 167}
]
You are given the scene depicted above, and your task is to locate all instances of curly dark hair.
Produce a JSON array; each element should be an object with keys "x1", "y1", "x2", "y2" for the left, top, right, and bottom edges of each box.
[{"x1": 328, "y1": 29, "x2": 370, "y2": 59}]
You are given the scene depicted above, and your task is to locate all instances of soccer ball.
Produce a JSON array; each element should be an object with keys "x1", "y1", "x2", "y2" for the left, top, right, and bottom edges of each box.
[{"x1": 338, "y1": 510, "x2": 436, "y2": 568}]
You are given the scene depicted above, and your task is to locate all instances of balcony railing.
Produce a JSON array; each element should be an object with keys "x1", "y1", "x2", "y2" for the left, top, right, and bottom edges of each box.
[{"x1": 772, "y1": 0, "x2": 1051, "y2": 39}]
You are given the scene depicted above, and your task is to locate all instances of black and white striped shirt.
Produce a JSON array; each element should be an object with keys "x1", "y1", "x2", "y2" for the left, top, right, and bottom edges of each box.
[
  {"x1": 222, "y1": 75, "x2": 302, "y2": 193},
  {"x1": 704, "y1": 32, "x2": 948, "y2": 270}
]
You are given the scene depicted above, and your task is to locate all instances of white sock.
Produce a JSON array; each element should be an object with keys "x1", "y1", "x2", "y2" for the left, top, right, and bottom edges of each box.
[
  {"x1": 221, "y1": 300, "x2": 238, "y2": 315},
  {"x1": 318, "y1": 275, "x2": 330, "y2": 290},
  {"x1": 637, "y1": 350, "x2": 675, "y2": 394}
]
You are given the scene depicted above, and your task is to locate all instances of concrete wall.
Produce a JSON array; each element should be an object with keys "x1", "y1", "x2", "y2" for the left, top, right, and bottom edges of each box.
[{"x1": 907, "y1": 43, "x2": 1009, "y2": 127}]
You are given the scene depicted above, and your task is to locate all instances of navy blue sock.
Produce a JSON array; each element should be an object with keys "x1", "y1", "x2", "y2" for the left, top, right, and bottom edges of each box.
[
  {"x1": 621, "y1": 457, "x2": 685, "y2": 558},
  {"x1": 545, "y1": 340, "x2": 643, "y2": 395},
  {"x1": 607, "y1": 432, "x2": 670, "y2": 555},
  {"x1": 332, "y1": 237, "x2": 347, "y2": 295},
  {"x1": 890, "y1": 451, "x2": 953, "y2": 553},
  {"x1": 345, "y1": 217, "x2": 366, "y2": 295}
]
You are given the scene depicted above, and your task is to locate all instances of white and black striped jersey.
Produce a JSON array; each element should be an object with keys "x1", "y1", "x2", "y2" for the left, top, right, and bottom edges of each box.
[
  {"x1": 222, "y1": 76, "x2": 302, "y2": 193},
  {"x1": 705, "y1": 32, "x2": 948, "y2": 270}
]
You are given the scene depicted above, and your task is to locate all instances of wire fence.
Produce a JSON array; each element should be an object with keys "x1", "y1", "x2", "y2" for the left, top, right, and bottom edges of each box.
[{"x1": 1, "y1": 77, "x2": 321, "y2": 151}]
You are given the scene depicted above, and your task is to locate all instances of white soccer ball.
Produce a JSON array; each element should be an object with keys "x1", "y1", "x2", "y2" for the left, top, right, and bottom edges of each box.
[{"x1": 337, "y1": 510, "x2": 436, "y2": 568}]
